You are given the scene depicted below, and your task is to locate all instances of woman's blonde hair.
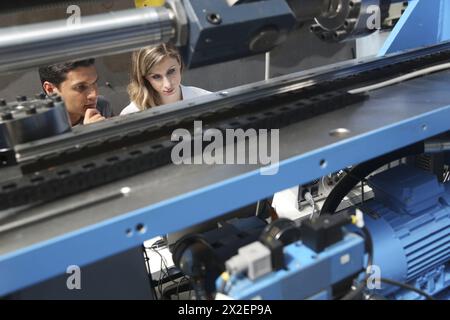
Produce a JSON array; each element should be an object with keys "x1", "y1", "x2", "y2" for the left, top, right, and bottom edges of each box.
[{"x1": 128, "y1": 43, "x2": 184, "y2": 111}]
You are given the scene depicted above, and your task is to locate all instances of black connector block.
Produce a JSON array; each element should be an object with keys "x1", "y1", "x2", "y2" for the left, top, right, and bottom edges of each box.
[{"x1": 300, "y1": 212, "x2": 352, "y2": 253}]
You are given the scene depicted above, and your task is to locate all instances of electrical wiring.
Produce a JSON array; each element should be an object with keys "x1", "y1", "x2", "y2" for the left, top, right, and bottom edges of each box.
[
  {"x1": 142, "y1": 245, "x2": 158, "y2": 299},
  {"x1": 303, "y1": 191, "x2": 320, "y2": 219},
  {"x1": 176, "y1": 276, "x2": 189, "y2": 300},
  {"x1": 145, "y1": 245, "x2": 183, "y2": 299},
  {"x1": 161, "y1": 276, "x2": 192, "y2": 300},
  {"x1": 148, "y1": 247, "x2": 178, "y2": 283}
]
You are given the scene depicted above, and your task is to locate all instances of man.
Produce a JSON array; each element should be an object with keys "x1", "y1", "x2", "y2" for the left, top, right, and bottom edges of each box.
[{"x1": 38, "y1": 59, "x2": 113, "y2": 126}]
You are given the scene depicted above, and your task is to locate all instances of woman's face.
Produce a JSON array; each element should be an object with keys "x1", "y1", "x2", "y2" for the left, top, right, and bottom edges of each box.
[{"x1": 145, "y1": 56, "x2": 182, "y2": 104}]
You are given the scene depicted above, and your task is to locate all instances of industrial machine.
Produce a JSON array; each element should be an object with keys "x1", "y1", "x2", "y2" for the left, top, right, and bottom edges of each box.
[
  {"x1": 0, "y1": 0, "x2": 449, "y2": 300},
  {"x1": 214, "y1": 164, "x2": 449, "y2": 300}
]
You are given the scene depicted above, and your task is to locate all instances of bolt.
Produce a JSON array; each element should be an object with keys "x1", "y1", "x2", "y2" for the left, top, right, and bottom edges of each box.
[
  {"x1": 206, "y1": 13, "x2": 222, "y2": 25},
  {"x1": 26, "y1": 105, "x2": 37, "y2": 115},
  {"x1": 1, "y1": 112, "x2": 13, "y2": 120}
]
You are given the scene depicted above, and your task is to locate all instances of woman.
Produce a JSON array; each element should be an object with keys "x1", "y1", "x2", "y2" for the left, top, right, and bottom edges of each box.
[{"x1": 120, "y1": 43, "x2": 211, "y2": 115}]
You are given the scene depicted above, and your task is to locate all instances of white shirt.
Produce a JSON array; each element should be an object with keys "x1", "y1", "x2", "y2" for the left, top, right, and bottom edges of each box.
[{"x1": 120, "y1": 85, "x2": 211, "y2": 115}]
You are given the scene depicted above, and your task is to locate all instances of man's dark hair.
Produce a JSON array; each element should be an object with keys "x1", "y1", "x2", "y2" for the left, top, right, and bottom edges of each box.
[{"x1": 38, "y1": 59, "x2": 95, "y2": 87}]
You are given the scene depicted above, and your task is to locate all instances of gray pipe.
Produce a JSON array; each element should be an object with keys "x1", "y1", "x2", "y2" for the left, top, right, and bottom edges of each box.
[{"x1": 0, "y1": 6, "x2": 176, "y2": 73}]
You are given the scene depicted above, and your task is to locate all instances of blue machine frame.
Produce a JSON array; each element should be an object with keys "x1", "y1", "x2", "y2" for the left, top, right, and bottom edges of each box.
[
  {"x1": 380, "y1": 0, "x2": 450, "y2": 55},
  {"x1": 1, "y1": 0, "x2": 450, "y2": 296}
]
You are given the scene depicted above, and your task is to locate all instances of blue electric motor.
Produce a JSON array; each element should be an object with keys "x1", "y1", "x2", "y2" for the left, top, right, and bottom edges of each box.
[
  {"x1": 364, "y1": 164, "x2": 450, "y2": 299},
  {"x1": 217, "y1": 164, "x2": 448, "y2": 300}
]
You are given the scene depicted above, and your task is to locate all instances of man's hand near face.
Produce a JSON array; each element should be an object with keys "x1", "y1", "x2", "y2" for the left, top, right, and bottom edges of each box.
[{"x1": 83, "y1": 108, "x2": 105, "y2": 124}]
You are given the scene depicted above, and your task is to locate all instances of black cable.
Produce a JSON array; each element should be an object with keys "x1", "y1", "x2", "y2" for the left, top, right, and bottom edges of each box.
[
  {"x1": 380, "y1": 277, "x2": 435, "y2": 300},
  {"x1": 361, "y1": 225, "x2": 374, "y2": 271},
  {"x1": 142, "y1": 245, "x2": 158, "y2": 300},
  {"x1": 146, "y1": 246, "x2": 181, "y2": 286},
  {"x1": 160, "y1": 276, "x2": 191, "y2": 300},
  {"x1": 146, "y1": 245, "x2": 184, "y2": 298},
  {"x1": 340, "y1": 273, "x2": 436, "y2": 301},
  {"x1": 157, "y1": 250, "x2": 165, "y2": 297},
  {"x1": 150, "y1": 246, "x2": 167, "y2": 297},
  {"x1": 176, "y1": 276, "x2": 184, "y2": 300},
  {"x1": 177, "y1": 276, "x2": 189, "y2": 300},
  {"x1": 188, "y1": 283, "x2": 193, "y2": 300},
  {"x1": 340, "y1": 275, "x2": 436, "y2": 301},
  {"x1": 321, "y1": 143, "x2": 424, "y2": 215}
]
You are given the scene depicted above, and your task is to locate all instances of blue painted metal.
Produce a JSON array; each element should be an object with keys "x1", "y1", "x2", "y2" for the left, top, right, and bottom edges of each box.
[
  {"x1": 363, "y1": 165, "x2": 450, "y2": 298},
  {"x1": 3, "y1": 0, "x2": 450, "y2": 297},
  {"x1": 2, "y1": 103, "x2": 450, "y2": 296},
  {"x1": 395, "y1": 265, "x2": 450, "y2": 300},
  {"x1": 368, "y1": 164, "x2": 445, "y2": 216},
  {"x1": 440, "y1": 0, "x2": 450, "y2": 41},
  {"x1": 219, "y1": 165, "x2": 449, "y2": 300},
  {"x1": 222, "y1": 234, "x2": 365, "y2": 300},
  {"x1": 379, "y1": 0, "x2": 450, "y2": 56}
]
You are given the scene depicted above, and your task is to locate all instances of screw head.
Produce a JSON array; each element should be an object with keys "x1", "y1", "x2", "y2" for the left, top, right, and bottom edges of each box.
[
  {"x1": 25, "y1": 105, "x2": 37, "y2": 115},
  {"x1": 206, "y1": 13, "x2": 222, "y2": 25}
]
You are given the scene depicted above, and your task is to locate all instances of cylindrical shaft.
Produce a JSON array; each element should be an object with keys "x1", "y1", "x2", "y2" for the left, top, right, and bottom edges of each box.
[{"x1": 0, "y1": 6, "x2": 176, "y2": 73}]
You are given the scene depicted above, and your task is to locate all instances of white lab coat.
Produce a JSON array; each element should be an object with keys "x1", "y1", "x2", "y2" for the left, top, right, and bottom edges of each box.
[{"x1": 120, "y1": 84, "x2": 211, "y2": 115}]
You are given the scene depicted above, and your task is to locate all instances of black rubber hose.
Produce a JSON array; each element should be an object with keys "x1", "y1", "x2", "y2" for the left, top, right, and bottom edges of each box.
[{"x1": 320, "y1": 142, "x2": 424, "y2": 215}]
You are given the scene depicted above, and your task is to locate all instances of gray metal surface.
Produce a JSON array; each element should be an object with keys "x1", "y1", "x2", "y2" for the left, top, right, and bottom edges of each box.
[
  {"x1": 0, "y1": 99, "x2": 70, "y2": 148},
  {"x1": 0, "y1": 6, "x2": 175, "y2": 72},
  {"x1": 1, "y1": 68, "x2": 450, "y2": 255}
]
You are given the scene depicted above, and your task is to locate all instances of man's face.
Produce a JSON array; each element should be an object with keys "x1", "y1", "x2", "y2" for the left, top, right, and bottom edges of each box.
[{"x1": 45, "y1": 65, "x2": 99, "y2": 121}]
